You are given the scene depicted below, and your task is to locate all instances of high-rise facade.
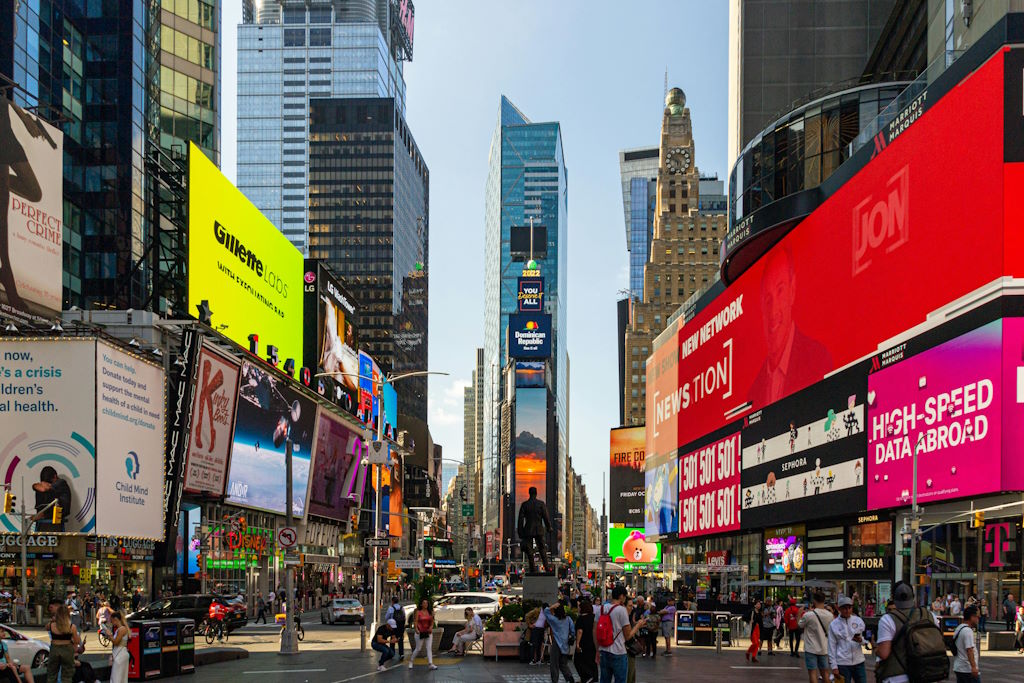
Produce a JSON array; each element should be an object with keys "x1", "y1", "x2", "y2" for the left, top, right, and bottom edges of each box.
[
  {"x1": 236, "y1": 0, "x2": 408, "y2": 252},
  {"x1": 619, "y1": 147, "x2": 659, "y2": 299},
  {"x1": 623, "y1": 89, "x2": 728, "y2": 424},
  {"x1": 306, "y1": 96, "x2": 428, "y2": 421},
  {"x1": 482, "y1": 96, "x2": 568, "y2": 545},
  {"x1": 461, "y1": 348, "x2": 484, "y2": 558}
]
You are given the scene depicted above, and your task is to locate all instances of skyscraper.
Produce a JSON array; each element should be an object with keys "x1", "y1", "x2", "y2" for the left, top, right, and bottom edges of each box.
[
  {"x1": 619, "y1": 147, "x2": 659, "y2": 300},
  {"x1": 482, "y1": 96, "x2": 568, "y2": 551},
  {"x1": 236, "y1": 0, "x2": 410, "y2": 252},
  {"x1": 462, "y1": 348, "x2": 484, "y2": 557}
]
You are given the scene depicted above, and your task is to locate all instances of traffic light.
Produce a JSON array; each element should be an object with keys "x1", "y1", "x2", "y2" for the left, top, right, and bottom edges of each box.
[
  {"x1": 2, "y1": 492, "x2": 14, "y2": 514},
  {"x1": 52, "y1": 505, "x2": 62, "y2": 525},
  {"x1": 973, "y1": 511, "x2": 985, "y2": 528}
]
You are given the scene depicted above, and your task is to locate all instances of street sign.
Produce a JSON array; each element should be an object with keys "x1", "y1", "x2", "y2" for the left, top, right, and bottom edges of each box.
[
  {"x1": 380, "y1": 548, "x2": 390, "y2": 559},
  {"x1": 365, "y1": 537, "x2": 389, "y2": 548},
  {"x1": 366, "y1": 440, "x2": 389, "y2": 465},
  {"x1": 462, "y1": 503, "x2": 474, "y2": 517},
  {"x1": 596, "y1": 555, "x2": 613, "y2": 563},
  {"x1": 283, "y1": 553, "x2": 302, "y2": 566},
  {"x1": 395, "y1": 558, "x2": 422, "y2": 570},
  {"x1": 276, "y1": 526, "x2": 298, "y2": 549}
]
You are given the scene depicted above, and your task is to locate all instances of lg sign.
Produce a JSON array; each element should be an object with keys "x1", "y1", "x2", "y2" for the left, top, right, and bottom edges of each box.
[{"x1": 852, "y1": 167, "x2": 909, "y2": 275}]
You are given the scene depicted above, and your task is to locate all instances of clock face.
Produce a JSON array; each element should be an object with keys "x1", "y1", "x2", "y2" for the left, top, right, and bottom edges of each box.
[{"x1": 666, "y1": 146, "x2": 691, "y2": 175}]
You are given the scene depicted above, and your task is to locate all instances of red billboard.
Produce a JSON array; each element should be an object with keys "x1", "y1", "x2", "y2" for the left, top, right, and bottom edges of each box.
[
  {"x1": 648, "y1": 48, "x2": 1018, "y2": 461},
  {"x1": 679, "y1": 431, "x2": 741, "y2": 539}
]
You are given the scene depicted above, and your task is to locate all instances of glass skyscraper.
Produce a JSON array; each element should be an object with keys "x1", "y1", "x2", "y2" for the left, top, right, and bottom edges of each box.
[
  {"x1": 236, "y1": 0, "x2": 407, "y2": 252},
  {"x1": 482, "y1": 96, "x2": 568, "y2": 542},
  {"x1": 618, "y1": 147, "x2": 659, "y2": 299}
]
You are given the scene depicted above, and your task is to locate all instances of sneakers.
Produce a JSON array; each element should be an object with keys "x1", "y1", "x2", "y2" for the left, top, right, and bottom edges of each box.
[
  {"x1": 377, "y1": 665, "x2": 385, "y2": 672},
  {"x1": 429, "y1": 664, "x2": 438, "y2": 670},
  {"x1": 408, "y1": 663, "x2": 414, "y2": 669}
]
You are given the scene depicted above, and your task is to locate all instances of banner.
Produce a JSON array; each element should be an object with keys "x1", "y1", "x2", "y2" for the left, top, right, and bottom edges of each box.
[
  {"x1": 609, "y1": 426, "x2": 645, "y2": 527},
  {"x1": 95, "y1": 342, "x2": 166, "y2": 539},
  {"x1": 183, "y1": 345, "x2": 241, "y2": 496},
  {"x1": 509, "y1": 313, "x2": 551, "y2": 359},
  {"x1": 1, "y1": 101, "x2": 63, "y2": 320},
  {"x1": 644, "y1": 455, "x2": 678, "y2": 538},
  {"x1": 608, "y1": 527, "x2": 661, "y2": 565},
  {"x1": 0, "y1": 339, "x2": 96, "y2": 534},
  {"x1": 678, "y1": 431, "x2": 741, "y2": 539},
  {"x1": 306, "y1": 408, "x2": 366, "y2": 521}
]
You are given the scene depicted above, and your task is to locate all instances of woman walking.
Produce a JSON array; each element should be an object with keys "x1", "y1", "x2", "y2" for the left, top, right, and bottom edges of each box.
[
  {"x1": 1015, "y1": 605, "x2": 1024, "y2": 654},
  {"x1": 109, "y1": 611, "x2": 130, "y2": 683},
  {"x1": 574, "y1": 598, "x2": 597, "y2": 683},
  {"x1": 408, "y1": 599, "x2": 438, "y2": 670},
  {"x1": 746, "y1": 599, "x2": 762, "y2": 663},
  {"x1": 543, "y1": 599, "x2": 578, "y2": 683},
  {"x1": 46, "y1": 604, "x2": 80, "y2": 683},
  {"x1": 760, "y1": 599, "x2": 777, "y2": 656}
]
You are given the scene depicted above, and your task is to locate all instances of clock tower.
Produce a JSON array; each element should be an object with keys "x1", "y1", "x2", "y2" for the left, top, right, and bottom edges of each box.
[{"x1": 655, "y1": 88, "x2": 699, "y2": 239}]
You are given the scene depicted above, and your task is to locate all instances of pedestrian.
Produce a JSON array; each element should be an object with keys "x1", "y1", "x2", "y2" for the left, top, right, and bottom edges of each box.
[
  {"x1": 643, "y1": 601, "x2": 660, "y2": 657},
  {"x1": 952, "y1": 605, "x2": 981, "y2": 683},
  {"x1": 978, "y1": 596, "x2": 987, "y2": 633},
  {"x1": 447, "y1": 607, "x2": 482, "y2": 656},
  {"x1": 760, "y1": 599, "x2": 777, "y2": 656},
  {"x1": 108, "y1": 610, "x2": 130, "y2": 683},
  {"x1": 527, "y1": 603, "x2": 548, "y2": 665},
  {"x1": 596, "y1": 585, "x2": 632, "y2": 683},
  {"x1": 773, "y1": 598, "x2": 785, "y2": 650},
  {"x1": 130, "y1": 589, "x2": 141, "y2": 613},
  {"x1": 408, "y1": 599, "x2": 437, "y2": 671},
  {"x1": 371, "y1": 619, "x2": 398, "y2": 672},
  {"x1": 544, "y1": 599, "x2": 578, "y2": 683},
  {"x1": 876, "y1": 581, "x2": 945, "y2": 683},
  {"x1": 13, "y1": 590, "x2": 25, "y2": 626},
  {"x1": 46, "y1": 601, "x2": 80, "y2": 683},
  {"x1": 657, "y1": 596, "x2": 676, "y2": 656},
  {"x1": 745, "y1": 599, "x2": 762, "y2": 663},
  {"x1": 828, "y1": 595, "x2": 866, "y2": 683},
  {"x1": 574, "y1": 597, "x2": 598, "y2": 683},
  {"x1": 950, "y1": 595, "x2": 963, "y2": 617},
  {"x1": 1015, "y1": 605, "x2": 1024, "y2": 654},
  {"x1": 784, "y1": 597, "x2": 803, "y2": 656},
  {"x1": 798, "y1": 591, "x2": 833, "y2": 683},
  {"x1": 1003, "y1": 592, "x2": 1016, "y2": 631},
  {"x1": 384, "y1": 596, "x2": 406, "y2": 660},
  {"x1": 255, "y1": 592, "x2": 267, "y2": 624}
]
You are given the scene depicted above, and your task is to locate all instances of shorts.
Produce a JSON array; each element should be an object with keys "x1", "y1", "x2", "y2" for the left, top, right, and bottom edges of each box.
[
  {"x1": 661, "y1": 622, "x2": 673, "y2": 638},
  {"x1": 804, "y1": 652, "x2": 829, "y2": 670}
]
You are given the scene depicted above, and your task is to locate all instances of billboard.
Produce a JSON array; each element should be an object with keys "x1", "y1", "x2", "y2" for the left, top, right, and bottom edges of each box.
[
  {"x1": 509, "y1": 313, "x2": 551, "y2": 359},
  {"x1": 303, "y1": 260, "x2": 360, "y2": 416},
  {"x1": 306, "y1": 407, "x2": 367, "y2": 521},
  {"x1": 644, "y1": 455, "x2": 678, "y2": 538},
  {"x1": 647, "y1": 48, "x2": 1013, "y2": 463},
  {"x1": 679, "y1": 431, "x2": 741, "y2": 539},
  {"x1": 740, "y1": 368, "x2": 866, "y2": 528},
  {"x1": 867, "y1": 319, "x2": 1004, "y2": 509},
  {"x1": 0, "y1": 100, "x2": 63, "y2": 320},
  {"x1": 183, "y1": 345, "x2": 241, "y2": 496},
  {"x1": 517, "y1": 277, "x2": 544, "y2": 312},
  {"x1": 764, "y1": 524, "x2": 806, "y2": 575},
  {"x1": 515, "y1": 361, "x2": 545, "y2": 388},
  {"x1": 226, "y1": 361, "x2": 316, "y2": 516},
  {"x1": 609, "y1": 426, "x2": 645, "y2": 527},
  {"x1": 514, "y1": 388, "x2": 548, "y2": 512},
  {"x1": 608, "y1": 527, "x2": 661, "y2": 565},
  {"x1": 0, "y1": 340, "x2": 96, "y2": 534},
  {"x1": 187, "y1": 143, "x2": 304, "y2": 364},
  {"x1": 94, "y1": 342, "x2": 166, "y2": 539}
]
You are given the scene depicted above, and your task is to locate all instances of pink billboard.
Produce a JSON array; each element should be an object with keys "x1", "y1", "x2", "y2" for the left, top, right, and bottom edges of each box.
[
  {"x1": 679, "y1": 431, "x2": 741, "y2": 538},
  {"x1": 1001, "y1": 317, "x2": 1024, "y2": 491},
  {"x1": 867, "y1": 320, "x2": 1003, "y2": 509}
]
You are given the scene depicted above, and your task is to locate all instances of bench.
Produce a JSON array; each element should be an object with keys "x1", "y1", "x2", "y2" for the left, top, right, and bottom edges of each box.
[{"x1": 494, "y1": 641, "x2": 520, "y2": 661}]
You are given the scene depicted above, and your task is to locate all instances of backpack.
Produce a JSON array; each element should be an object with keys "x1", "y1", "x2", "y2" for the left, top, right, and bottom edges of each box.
[
  {"x1": 884, "y1": 608, "x2": 950, "y2": 683},
  {"x1": 595, "y1": 605, "x2": 618, "y2": 648},
  {"x1": 391, "y1": 604, "x2": 406, "y2": 629},
  {"x1": 949, "y1": 624, "x2": 969, "y2": 657}
]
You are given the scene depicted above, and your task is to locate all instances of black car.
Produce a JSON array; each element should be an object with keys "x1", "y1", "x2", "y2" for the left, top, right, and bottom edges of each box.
[{"x1": 127, "y1": 594, "x2": 247, "y2": 632}]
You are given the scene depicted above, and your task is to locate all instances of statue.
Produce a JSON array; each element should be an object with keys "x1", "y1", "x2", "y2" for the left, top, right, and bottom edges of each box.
[{"x1": 517, "y1": 486, "x2": 552, "y2": 573}]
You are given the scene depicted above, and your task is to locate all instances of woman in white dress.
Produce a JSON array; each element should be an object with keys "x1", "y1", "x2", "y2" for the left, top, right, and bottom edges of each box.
[{"x1": 108, "y1": 611, "x2": 130, "y2": 683}]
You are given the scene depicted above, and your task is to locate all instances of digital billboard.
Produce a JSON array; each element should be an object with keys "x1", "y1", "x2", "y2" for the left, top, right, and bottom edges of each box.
[
  {"x1": 514, "y1": 387, "x2": 548, "y2": 511},
  {"x1": 303, "y1": 260, "x2": 360, "y2": 416},
  {"x1": 608, "y1": 527, "x2": 661, "y2": 565},
  {"x1": 0, "y1": 100, "x2": 63, "y2": 320},
  {"x1": 306, "y1": 407, "x2": 366, "y2": 521},
  {"x1": 0, "y1": 339, "x2": 96, "y2": 534},
  {"x1": 647, "y1": 49, "x2": 1014, "y2": 463},
  {"x1": 509, "y1": 313, "x2": 551, "y2": 359},
  {"x1": 679, "y1": 431, "x2": 741, "y2": 539},
  {"x1": 644, "y1": 454, "x2": 678, "y2": 538},
  {"x1": 187, "y1": 143, "x2": 304, "y2": 364},
  {"x1": 764, "y1": 524, "x2": 806, "y2": 575},
  {"x1": 515, "y1": 361, "x2": 545, "y2": 388},
  {"x1": 517, "y1": 277, "x2": 544, "y2": 312},
  {"x1": 183, "y1": 345, "x2": 241, "y2": 496},
  {"x1": 94, "y1": 342, "x2": 166, "y2": 539},
  {"x1": 609, "y1": 426, "x2": 645, "y2": 527},
  {"x1": 226, "y1": 361, "x2": 316, "y2": 516},
  {"x1": 741, "y1": 368, "x2": 866, "y2": 528}
]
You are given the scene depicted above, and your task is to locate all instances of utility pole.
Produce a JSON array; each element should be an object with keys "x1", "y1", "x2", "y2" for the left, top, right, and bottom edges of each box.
[
  {"x1": 600, "y1": 477, "x2": 607, "y2": 604},
  {"x1": 19, "y1": 479, "x2": 27, "y2": 612},
  {"x1": 907, "y1": 434, "x2": 924, "y2": 598},
  {"x1": 280, "y1": 438, "x2": 298, "y2": 654}
]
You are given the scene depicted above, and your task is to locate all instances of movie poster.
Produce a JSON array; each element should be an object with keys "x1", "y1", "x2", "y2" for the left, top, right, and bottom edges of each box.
[
  {"x1": 183, "y1": 345, "x2": 241, "y2": 496},
  {"x1": 609, "y1": 426, "x2": 645, "y2": 527}
]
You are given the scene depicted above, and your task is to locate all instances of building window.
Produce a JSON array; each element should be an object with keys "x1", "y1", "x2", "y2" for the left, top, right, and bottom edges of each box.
[
  {"x1": 284, "y1": 29, "x2": 305, "y2": 47},
  {"x1": 309, "y1": 28, "x2": 331, "y2": 46}
]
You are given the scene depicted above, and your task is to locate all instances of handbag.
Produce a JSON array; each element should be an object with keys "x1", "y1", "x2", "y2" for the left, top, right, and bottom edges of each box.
[{"x1": 625, "y1": 636, "x2": 645, "y2": 657}]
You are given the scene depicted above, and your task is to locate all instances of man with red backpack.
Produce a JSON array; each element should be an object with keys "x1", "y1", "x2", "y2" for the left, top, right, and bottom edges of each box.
[
  {"x1": 784, "y1": 597, "x2": 803, "y2": 656},
  {"x1": 594, "y1": 585, "x2": 633, "y2": 683}
]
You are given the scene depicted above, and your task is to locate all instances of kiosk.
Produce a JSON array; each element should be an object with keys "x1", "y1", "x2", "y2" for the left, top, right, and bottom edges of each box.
[
  {"x1": 693, "y1": 612, "x2": 714, "y2": 646},
  {"x1": 675, "y1": 610, "x2": 694, "y2": 645},
  {"x1": 128, "y1": 620, "x2": 162, "y2": 680}
]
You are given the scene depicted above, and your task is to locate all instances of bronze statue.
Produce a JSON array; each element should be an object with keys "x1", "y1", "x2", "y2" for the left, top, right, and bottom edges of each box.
[{"x1": 517, "y1": 486, "x2": 552, "y2": 573}]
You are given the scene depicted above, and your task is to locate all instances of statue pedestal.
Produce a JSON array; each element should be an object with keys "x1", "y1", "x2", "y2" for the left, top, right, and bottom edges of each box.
[{"x1": 523, "y1": 572, "x2": 559, "y2": 604}]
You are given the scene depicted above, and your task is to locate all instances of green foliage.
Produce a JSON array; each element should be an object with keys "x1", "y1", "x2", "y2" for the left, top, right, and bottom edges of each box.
[
  {"x1": 484, "y1": 612, "x2": 502, "y2": 631},
  {"x1": 413, "y1": 574, "x2": 441, "y2": 609},
  {"x1": 498, "y1": 603, "x2": 524, "y2": 623}
]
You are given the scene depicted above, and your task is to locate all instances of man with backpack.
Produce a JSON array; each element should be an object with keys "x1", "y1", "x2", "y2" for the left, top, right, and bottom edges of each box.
[
  {"x1": 384, "y1": 596, "x2": 406, "y2": 660},
  {"x1": 876, "y1": 582, "x2": 948, "y2": 683},
  {"x1": 594, "y1": 585, "x2": 633, "y2": 683},
  {"x1": 951, "y1": 605, "x2": 980, "y2": 683}
]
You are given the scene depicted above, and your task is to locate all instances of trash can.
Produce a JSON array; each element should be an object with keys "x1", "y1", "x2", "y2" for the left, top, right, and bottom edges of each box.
[
  {"x1": 693, "y1": 612, "x2": 714, "y2": 646},
  {"x1": 675, "y1": 610, "x2": 694, "y2": 645},
  {"x1": 713, "y1": 612, "x2": 732, "y2": 646},
  {"x1": 176, "y1": 618, "x2": 196, "y2": 674},
  {"x1": 127, "y1": 620, "x2": 162, "y2": 680},
  {"x1": 160, "y1": 619, "x2": 180, "y2": 676}
]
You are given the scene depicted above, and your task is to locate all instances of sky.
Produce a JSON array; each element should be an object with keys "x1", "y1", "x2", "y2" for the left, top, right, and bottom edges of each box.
[{"x1": 220, "y1": 0, "x2": 730, "y2": 504}]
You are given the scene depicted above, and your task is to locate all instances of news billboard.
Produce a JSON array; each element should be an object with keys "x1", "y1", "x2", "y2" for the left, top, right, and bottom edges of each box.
[
  {"x1": 303, "y1": 260, "x2": 360, "y2": 416},
  {"x1": 647, "y1": 48, "x2": 1011, "y2": 463},
  {"x1": 608, "y1": 527, "x2": 661, "y2": 566},
  {"x1": 678, "y1": 431, "x2": 741, "y2": 539},
  {"x1": 609, "y1": 426, "x2": 645, "y2": 527},
  {"x1": 509, "y1": 313, "x2": 551, "y2": 359},
  {"x1": 514, "y1": 388, "x2": 548, "y2": 511},
  {"x1": 740, "y1": 368, "x2": 866, "y2": 528},
  {"x1": 183, "y1": 345, "x2": 241, "y2": 496},
  {"x1": 1, "y1": 101, "x2": 63, "y2": 321},
  {"x1": 306, "y1": 407, "x2": 366, "y2": 521},
  {"x1": 187, "y1": 143, "x2": 304, "y2": 364},
  {"x1": 226, "y1": 361, "x2": 316, "y2": 516},
  {"x1": 644, "y1": 454, "x2": 678, "y2": 538}
]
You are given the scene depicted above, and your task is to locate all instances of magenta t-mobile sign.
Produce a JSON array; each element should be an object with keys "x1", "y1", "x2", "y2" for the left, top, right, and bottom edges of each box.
[{"x1": 984, "y1": 522, "x2": 1015, "y2": 569}]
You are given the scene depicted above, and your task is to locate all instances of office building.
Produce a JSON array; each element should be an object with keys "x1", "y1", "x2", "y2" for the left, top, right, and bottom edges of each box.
[
  {"x1": 462, "y1": 348, "x2": 484, "y2": 558},
  {"x1": 236, "y1": 0, "x2": 410, "y2": 252},
  {"x1": 307, "y1": 96, "x2": 429, "y2": 422},
  {"x1": 619, "y1": 147, "x2": 659, "y2": 299},
  {"x1": 482, "y1": 96, "x2": 569, "y2": 554}
]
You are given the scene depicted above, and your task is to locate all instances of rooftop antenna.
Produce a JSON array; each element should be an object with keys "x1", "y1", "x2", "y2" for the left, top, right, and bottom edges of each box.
[{"x1": 529, "y1": 216, "x2": 535, "y2": 264}]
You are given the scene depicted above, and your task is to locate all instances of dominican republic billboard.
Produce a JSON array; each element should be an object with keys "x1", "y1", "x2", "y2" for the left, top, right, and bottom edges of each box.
[
  {"x1": 509, "y1": 313, "x2": 551, "y2": 359},
  {"x1": 646, "y1": 47, "x2": 1018, "y2": 464}
]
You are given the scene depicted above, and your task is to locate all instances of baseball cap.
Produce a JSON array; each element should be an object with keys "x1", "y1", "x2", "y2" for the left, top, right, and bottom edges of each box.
[
  {"x1": 386, "y1": 618, "x2": 397, "y2": 628},
  {"x1": 892, "y1": 582, "x2": 915, "y2": 609},
  {"x1": 837, "y1": 595, "x2": 853, "y2": 608}
]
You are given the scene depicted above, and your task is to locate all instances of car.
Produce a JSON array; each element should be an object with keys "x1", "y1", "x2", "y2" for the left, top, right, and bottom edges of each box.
[
  {"x1": 0, "y1": 624, "x2": 48, "y2": 668},
  {"x1": 321, "y1": 598, "x2": 365, "y2": 625},
  {"x1": 429, "y1": 592, "x2": 501, "y2": 625},
  {"x1": 127, "y1": 594, "x2": 247, "y2": 633}
]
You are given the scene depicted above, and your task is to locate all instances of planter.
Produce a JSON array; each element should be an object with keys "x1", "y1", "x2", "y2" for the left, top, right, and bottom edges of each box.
[
  {"x1": 406, "y1": 627, "x2": 445, "y2": 654},
  {"x1": 502, "y1": 621, "x2": 522, "y2": 633},
  {"x1": 483, "y1": 629, "x2": 521, "y2": 658}
]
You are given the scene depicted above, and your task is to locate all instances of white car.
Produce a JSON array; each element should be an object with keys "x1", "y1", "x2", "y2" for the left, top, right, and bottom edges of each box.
[
  {"x1": 0, "y1": 624, "x2": 48, "y2": 669},
  {"x1": 430, "y1": 592, "x2": 501, "y2": 625},
  {"x1": 321, "y1": 598, "x2": 365, "y2": 625}
]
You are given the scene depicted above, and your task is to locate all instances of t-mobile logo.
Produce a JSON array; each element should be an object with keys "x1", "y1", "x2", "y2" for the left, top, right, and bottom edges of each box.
[
  {"x1": 984, "y1": 522, "x2": 1014, "y2": 568},
  {"x1": 852, "y1": 167, "x2": 909, "y2": 275}
]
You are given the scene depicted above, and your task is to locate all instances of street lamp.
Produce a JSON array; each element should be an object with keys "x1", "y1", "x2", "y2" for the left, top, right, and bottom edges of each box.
[
  {"x1": 316, "y1": 369, "x2": 448, "y2": 633},
  {"x1": 903, "y1": 433, "x2": 926, "y2": 597}
]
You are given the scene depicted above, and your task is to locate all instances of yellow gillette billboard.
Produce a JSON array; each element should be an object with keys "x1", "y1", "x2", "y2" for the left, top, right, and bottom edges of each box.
[{"x1": 187, "y1": 143, "x2": 303, "y2": 364}]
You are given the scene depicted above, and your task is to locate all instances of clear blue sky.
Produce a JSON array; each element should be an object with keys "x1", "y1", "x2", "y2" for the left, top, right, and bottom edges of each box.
[{"x1": 220, "y1": 0, "x2": 729, "y2": 505}]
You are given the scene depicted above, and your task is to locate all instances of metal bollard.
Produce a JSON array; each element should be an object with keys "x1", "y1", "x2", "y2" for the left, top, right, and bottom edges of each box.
[
  {"x1": 716, "y1": 627, "x2": 722, "y2": 654},
  {"x1": 360, "y1": 624, "x2": 367, "y2": 652}
]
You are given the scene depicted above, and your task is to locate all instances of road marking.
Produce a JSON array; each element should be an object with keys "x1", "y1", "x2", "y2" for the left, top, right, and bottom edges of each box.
[
  {"x1": 729, "y1": 665, "x2": 800, "y2": 669},
  {"x1": 244, "y1": 669, "x2": 327, "y2": 674},
  {"x1": 330, "y1": 664, "x2": 405, "y2": 682}
]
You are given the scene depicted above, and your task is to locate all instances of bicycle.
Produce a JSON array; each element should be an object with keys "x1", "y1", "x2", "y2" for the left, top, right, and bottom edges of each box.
[
  {"x1": 281, "y1": 616, "x2": 304, "y2": 642},
  {"x1": 97, "y1": 628, "x2": 111, "y2": 648},
  {"x1": 204, "y1": 619, "x2": 228, "y2": 645}
]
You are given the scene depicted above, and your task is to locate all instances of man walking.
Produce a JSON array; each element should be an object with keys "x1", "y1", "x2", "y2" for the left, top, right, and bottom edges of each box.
[
  {"x1": 255, "y1": 592, "x2": 267, "y2": 624},
  {"x1": 828, "y1": 595, "x2": 866, "y2": 683},
  {"x1": 596, "y1": 585, "x2": 632, "y2": 683},
  {"x1": 952, "y1": 605, "x2": 981, "y2": 683},
  {"x1": 798, "y1": 592, "x2": 834, "y2": 683},
  {"x1": 1003, "y1": 592, "x2": 1017, "y2": 631}
]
